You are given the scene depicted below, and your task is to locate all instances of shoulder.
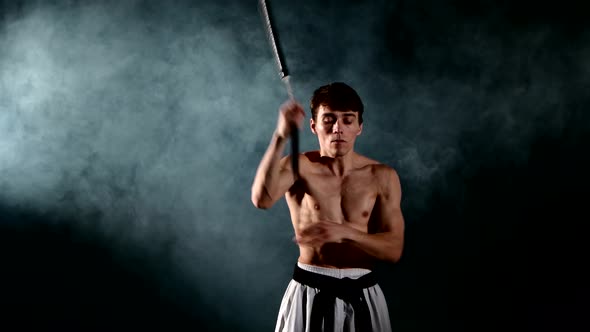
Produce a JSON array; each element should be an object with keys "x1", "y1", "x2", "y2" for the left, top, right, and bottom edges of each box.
[
  {"x1": 302, "y1": 150, "x2": 321, "y2": 163},
  {"x1": 355, "y1": 156, "x2": 401, "y2": 195},
  {"x1": 298, "y1": 151, "x2": 324, "y2": 170},
  {"x1": 354, "y1": 154, "x2": 399, "y2": 179},
  {"x1": 373, "y1": 164, "x2": 400, "y2": 182},
  {"x1": 280, "y1": 151, "x2": 322, "y2": 175},
  {"x1": 280, "y1": 151, "x2": 318, "y2": 166}
]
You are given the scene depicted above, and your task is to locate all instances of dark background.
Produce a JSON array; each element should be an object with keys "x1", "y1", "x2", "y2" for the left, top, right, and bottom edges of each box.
[{"x1": 0, "y1": 0, "x2": 588, "y2": 331}]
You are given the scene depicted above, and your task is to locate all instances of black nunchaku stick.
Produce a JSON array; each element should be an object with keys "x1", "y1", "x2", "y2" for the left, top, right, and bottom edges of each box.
[{"x1": 259, "y1": 0, "x2": 299, "y2": 180}]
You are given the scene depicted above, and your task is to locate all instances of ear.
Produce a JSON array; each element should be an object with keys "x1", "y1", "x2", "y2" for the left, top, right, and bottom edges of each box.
[
  {"x1": 310, "y1": 118, "x2": 317, "y2": 135},
  {"x1": 357, "y1": 123, "x2": 363, "y2": 136}
]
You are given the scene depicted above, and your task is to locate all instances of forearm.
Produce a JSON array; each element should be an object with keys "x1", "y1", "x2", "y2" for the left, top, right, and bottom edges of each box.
[
  {"x1": 251, "y1": 132, "x2": 288, "y2": 207},
  {"x1": 343, "y1": 228, "x2": 403, "y2": 263}
]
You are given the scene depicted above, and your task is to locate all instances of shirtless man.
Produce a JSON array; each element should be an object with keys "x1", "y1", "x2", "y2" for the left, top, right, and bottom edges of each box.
[{"x1": 251, "y1": 82, "x2": 404, "y2": 332}]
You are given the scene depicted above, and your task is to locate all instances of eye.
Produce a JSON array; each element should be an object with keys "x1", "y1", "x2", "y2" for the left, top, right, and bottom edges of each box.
[
  {"x1": 343, "y1": 116, "x2": 356, "y2": 125},
  {"x1": 322, "y1": 116, "x2": 335, "y2": 124}
]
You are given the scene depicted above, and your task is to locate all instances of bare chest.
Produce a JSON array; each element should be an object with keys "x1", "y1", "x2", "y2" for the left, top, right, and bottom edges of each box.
[{"x1": 296, "y1": 171, "x2": 378, "y2": 226}]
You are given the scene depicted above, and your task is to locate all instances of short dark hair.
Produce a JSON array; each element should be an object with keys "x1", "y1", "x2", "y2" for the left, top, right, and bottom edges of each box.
[{"x1": 310, "y1": 82, "x2": 364, "y2": 124}]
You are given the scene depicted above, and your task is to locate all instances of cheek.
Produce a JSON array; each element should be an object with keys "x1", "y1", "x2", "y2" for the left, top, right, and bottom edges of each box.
[{"x1": 345, "y1": 125, "x2": 359, "y2": 133}]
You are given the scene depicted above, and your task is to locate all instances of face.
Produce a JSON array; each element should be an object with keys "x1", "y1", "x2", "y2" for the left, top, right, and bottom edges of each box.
[{"x1": 311, "y1": 105, "x2": 363, "y2": 157}]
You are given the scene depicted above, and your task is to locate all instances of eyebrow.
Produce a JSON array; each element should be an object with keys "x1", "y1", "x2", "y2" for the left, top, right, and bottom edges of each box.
[{"x1": 321, "y1": 112, "x2": 356, "y2": 117}]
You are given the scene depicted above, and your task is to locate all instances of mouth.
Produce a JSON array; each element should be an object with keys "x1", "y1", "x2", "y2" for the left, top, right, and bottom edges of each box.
[{"x1": 331, "y1": 139, "x2": 346, "y2": 143}]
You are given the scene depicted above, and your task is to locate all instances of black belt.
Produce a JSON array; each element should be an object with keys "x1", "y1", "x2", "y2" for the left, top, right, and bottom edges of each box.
[{"x1": 292, "y1": 265, "x2": 377, "y2": 331}]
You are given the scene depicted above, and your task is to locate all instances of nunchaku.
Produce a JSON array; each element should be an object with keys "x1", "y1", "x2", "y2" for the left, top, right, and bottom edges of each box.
[{"x1": 259, "y1": 0, "x2": 299, "y2": 180}]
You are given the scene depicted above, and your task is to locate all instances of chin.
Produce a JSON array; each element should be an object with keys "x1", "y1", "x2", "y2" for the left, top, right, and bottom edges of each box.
[{"x1": 321, "y1": 145, "x2": 350, "y2": 157}]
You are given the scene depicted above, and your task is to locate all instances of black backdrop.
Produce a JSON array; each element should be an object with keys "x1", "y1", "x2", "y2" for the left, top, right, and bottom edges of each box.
[{"x1": 1, "y1": 0, "x2": 588, "y2": 331}]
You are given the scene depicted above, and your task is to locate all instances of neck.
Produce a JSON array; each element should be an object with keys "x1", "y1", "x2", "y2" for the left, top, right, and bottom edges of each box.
[{"x1": 319, "y1": 149, "x2": 356, "y2": 176}]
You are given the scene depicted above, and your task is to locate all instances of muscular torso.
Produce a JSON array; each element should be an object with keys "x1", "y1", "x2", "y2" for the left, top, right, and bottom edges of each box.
[{"x1": 285, "y1": 151, "x2": 382, "y2": 269}]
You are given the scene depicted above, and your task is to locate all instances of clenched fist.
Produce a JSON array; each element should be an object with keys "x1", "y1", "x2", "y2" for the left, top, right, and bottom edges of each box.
[{"x1": 275, "y1": 100, "x2": 305, "y2": 139}]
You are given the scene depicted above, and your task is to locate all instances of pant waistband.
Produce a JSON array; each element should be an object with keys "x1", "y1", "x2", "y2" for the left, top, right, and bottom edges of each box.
[
  {"x1": 297, "y1": 262, "x2": 372, "y2": 279},
  {"x1": 293, "y1": 264, "x2": 378, "y2": 295},
  {"x1": 292, "y1": 264, "x2": 376, "y2": 331}
]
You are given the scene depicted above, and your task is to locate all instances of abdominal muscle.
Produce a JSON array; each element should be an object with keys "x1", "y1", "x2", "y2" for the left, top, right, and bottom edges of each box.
[
  {"x1": 288, "y1": 198, "x2": 376, "y2": 270},
  {"x1": 285, "y1": 154, "x2": 381, "y2": 270}
]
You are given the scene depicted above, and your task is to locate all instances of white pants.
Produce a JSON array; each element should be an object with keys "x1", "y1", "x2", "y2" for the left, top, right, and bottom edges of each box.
[{"x1": 275, "y1": 263, "x2": 392, "y2": 332}]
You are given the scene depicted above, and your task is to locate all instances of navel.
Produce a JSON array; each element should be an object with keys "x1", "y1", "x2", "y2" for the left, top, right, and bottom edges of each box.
[
  {"x1": 362, "y1": 211, "x2": 369, "y2": 218},
  {"x1": 314, "y1": 204, "x2": 320, "y2": 210}
]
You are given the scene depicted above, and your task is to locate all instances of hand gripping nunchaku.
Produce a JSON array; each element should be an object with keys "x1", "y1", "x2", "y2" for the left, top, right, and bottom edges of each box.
[{"x1": 259, "y1": 0, "x2": 299, "y2": 180}]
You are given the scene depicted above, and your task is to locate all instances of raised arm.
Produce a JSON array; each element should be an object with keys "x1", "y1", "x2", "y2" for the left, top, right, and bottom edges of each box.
[{"x1": 251, "y1": 100, "x2": 305, "y2": 209}]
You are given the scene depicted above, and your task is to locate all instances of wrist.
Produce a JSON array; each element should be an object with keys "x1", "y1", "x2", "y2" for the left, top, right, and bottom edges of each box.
[
  {"x1": 273, "y1": 130, "x2": 287, "y2": 141},
  {"x1": 341, "y1": 224, "x2": 361, "y2": 243}
]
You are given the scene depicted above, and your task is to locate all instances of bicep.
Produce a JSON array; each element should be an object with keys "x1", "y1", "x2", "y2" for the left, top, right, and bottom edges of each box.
[
  {"x1": 377, "y1": 169, "x2": 405, "y2": 236},
  {"x1": 274, "y1": 155, "x2": 298, "y2": 197}
]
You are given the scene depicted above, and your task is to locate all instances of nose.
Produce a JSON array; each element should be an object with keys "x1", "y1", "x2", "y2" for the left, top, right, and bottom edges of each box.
[{"x1": 332, "y1": 120, "x2": 343, "y2": 133}]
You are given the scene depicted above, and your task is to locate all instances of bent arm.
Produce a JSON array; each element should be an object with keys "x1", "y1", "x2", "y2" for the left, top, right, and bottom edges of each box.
[
  {"x1": 251, "y1": 133, "x2": 296, "y2": 209},
  {"x1": 344, "y1": 169, "x2": 405, "y2": 263},
  {"x1": 343, "y1": 215, "x2": 404, "y2": 263},
  {"x1": 296, "y1": 168, "x2": 405, "y2": 262},
  {"x1": 251, "y1": 100, "x2": 304, "y2": 209}
]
